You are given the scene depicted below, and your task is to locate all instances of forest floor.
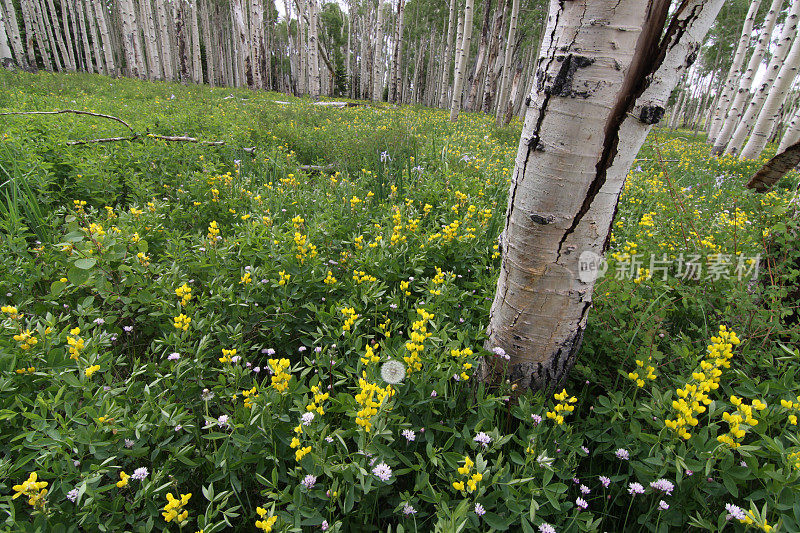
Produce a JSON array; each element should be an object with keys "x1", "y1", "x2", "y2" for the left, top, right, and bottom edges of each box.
[{"x1": 0, "y1": 71, "x2": 799, "y2": 532}]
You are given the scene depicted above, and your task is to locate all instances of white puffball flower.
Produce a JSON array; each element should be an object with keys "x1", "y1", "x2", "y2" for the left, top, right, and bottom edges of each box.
[{"x1": 380, "y1": 360, "x2": 406, "y2": 384}]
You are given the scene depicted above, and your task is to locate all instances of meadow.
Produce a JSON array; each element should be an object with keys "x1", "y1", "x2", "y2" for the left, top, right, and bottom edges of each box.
[{"x1": 0, "y1": 71, "x2": 799, "y2": 532}]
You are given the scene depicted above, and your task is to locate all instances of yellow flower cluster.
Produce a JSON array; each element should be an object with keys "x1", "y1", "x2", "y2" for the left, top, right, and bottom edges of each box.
[
  {"x1": 294, "y1": 445, "x2": 311, "y2": 462},
  {"x1": 390, "y1": 210, "x2": 406, "y2": 245},
  {"x1": 240, "y1": 271, "x2": 252, "y2": 285},
  {"x1": 162, "y1": 492, "x2": 191, "y2": 524},
  {"x1": 85, "y1": 364, "x2": 100, "y2": 378},
  {"x1": 13, "y1": 329, "x2": 38, "y2": 351},
  {"x1": 291, "y1": 215, "x2": 304, "y2": 229},
  {"x1": 350, "y1": 196, "x2": 362, "y2": 209},
  {"x1": 546, "y1": 389, "x2": 577, "y2": 425},
  {"x1": 242, "y1": 386, "x2": 259, "y2": 409},
  {"x1": 255, "y1": 507, "x2": 278, "y2": 532},
  {"x1": 354, "y1": 235, "x2": 364, "y2": 250},
  {"x1": 73, "y1": 199, "x2": 87, "y2": 213},
  {"x1": 307, "y1": 384, "x2": 330, "y2": 415},
  {"x1": 2, "y1": 305, "x2": 21, "y2": 319},
  {"x1": 353, "y1": 270, "x2": 377, "y2": 283},
  {"x1": 207, "y1": 220, "x2": 220, "y2": 240},
  {"x1": 779, "y1": 396, "x2": 800, "y2": 425},
  {"x1": 268, "y1": 358, "x2": 292, "y2": 393},
  {"x1": 104, "y1": 206, "x2": 116, "y2": 219},
  {"x1": 441, "y1": 220, "x2": 460, "y2": 243},
  {"x1": 627, "y1": 356, "x2": 656, "y2": 387},
  {"x1": 789, "y1": 451, "x2": 800, "y2": 471},
  {"x1": 173, "y1": 314, "x2": 191, "y2": 332},
  {"x1": 219, "y1": 348, "x2": 237, "y2": 363},
  {"x1": 341, "y1": 307, "x2": 358, "y2": 332},
  {"x1": 87, "y1": 222, "x2": 106, "y2": 237},
  {"x1": 278, "y1": 270, "x2": 291, "y2": 286},
  {"x1": 665, "y1": 325, "x2": 740, "y2": 439},
  {"x1": 717, "y1": 396, "x2": 766, "y2": 448},
  {"x1": 293, "y1": 232, "x2": 317, "y2": 263},
  {"x1": 399, "y1": 280, "x2": 411, "y2": 296},
  {"x1": 12, "y1": 472, "x2": 48, "y2": 509},
  {"x1": 323, "y1": 271, "x2": 337, "y2": 285},
  {"x1": 451, "y1": 348, "x2": 474, "y2": 381},
  {"x1": 67, "y1": 327, "x2": 84, "y2": 360},
  {"x1": 452, "y1": 456, "x2": 483, "y2": 493},
  {"x1": 403, "y1": 309, "x2": 433, "y2": 373},
  {"x1": 137, "y1": 252, "x2": 150, "y2": 266},
  {"x1": 116, "y1": 471, "x2": 130, "y2": 488},
  {"x1": 361, "y1": 343, "x2": 380, "y2": 366},
  {"x1": 739, "y1": 511, "x2": 774, "y2": 532},
  {"x1": 130, "y1": 206, "x2": 143, "y2": 217},
  {"x1": 355, "y1": 377, "x2": 394, "y2": 432},
  {"x1": 15, "y1": 367, "x2": 35, "y2": 374},
  {"x1": 175, "y1": 283, "x2": 192, "y2": 306}
]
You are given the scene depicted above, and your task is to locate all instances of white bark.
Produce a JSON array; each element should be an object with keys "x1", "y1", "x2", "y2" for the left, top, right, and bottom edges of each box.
[
  {"x1": 713, "y1": 0, "x2": 784, "y2": 154},
  {"x1": 481, "y1": 0, "x2": 507, "y2": 114},
  {"x1": 60, "y1": 0, "x2": 77, "y2": 71},
  {"x1": 2, "y1": 0, "x2": 28, "y2": 69},
  {"x1": 487, "y1": 0, "x2": 724, "y2": 390},
  {"x1": 83, "y1": 0, "x2": 105, "y2": 75},
  {"x1": 0, "y1": 7, "x2": 12, "y2": 68},
  {"x1": 496, "y1": 0, "x2": 519, "y2": 126},
  {"x1": 74, "y1": 0, "x2": 92, "y2": 73},
  {"x1": 199, "y1": 0, "x2": 215, "y2": 85},
  {"x1": 449, "y1": 0, "x2": 474, "y2": 121},
  {"x1": 189, "y1": 0, "x2": 202, "y2": 83},
  {"x1": 35, "y1": 0, "x2": 63, "y2": 70},
  {"x1": 707, "y1": 0, "x2": 761, "y2": 142},
  {"x1": 741, "y1": 31, "x2": 800, "y2": 159},
  {"x1": 46, "y1": 0, "x2": 73, "y2": 70},
  {"x1": 29, "y1": 0, "x2": 54, "y2": 70},
  {"x1": 308, "y1": 0, "x2": 320, "y2": 97},
  {"x1": 779, "y1": 104, "x2": 800, "y2": 151},
  {"x1": 138, "y1": 0, "x2": 160, "y2": 79},
  {"x1": 372, "y1": 0, "x2": 384, "y2": 101},
  {"x1": 726, "y1": 0, "x2": 800, "y2": 156},
  {"x1": 92, "y1": 0, "x2": 116, "y2": 75},
  {"x1": 389, "y1": 0, "x2": 405, "y2": 103},
  {"x1": 19, "y1": 0, "x2": 39, "y2": 68},
  {"x1": 439, "y1": 0, "x2": 457, "y2": 108}
]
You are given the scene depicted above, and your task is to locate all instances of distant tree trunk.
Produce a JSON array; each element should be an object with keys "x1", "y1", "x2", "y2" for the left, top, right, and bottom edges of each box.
[
  {"x1": 29, "y1": 0, "x2": 55, "y2": 70},
  {"x1": 495, "y1": 0, "x2": 519, "y2": 126},
  {"x1": 389, "y1": 0, "x2": 405, "y2": 103},
  {"x1": 189, "y1": 0, "x2": 202, "y2": 83},
  {"x1": 481, "y1": 0, "x2": 507, "y2": 114},
  {"x1": 0, "y1": 8, "x2": 12, "y2": 68},
  {"x1": 45, "y1": 0, "x2": 72, "y2": 70},
  {"x1": 372, "y1": 0, "x2": 384, "y2": 101},
  {"x1": 449, "y1": 0, "x2": 473, "y2": 121},
  {"x1": 439, "y1": 0, "x2": 457, "y2": 108},
  {"x1": 707, "y1": 0, "x2": 761, "y2": 142},
  {"x1": 76, "y1": 0, "x2": 94, "y2": 73},
  {"x1": 742, "y1": 31, "x2": 800, "y2": 159},
  {"x1": 199, "y1": 0, "x2": 215, "y2": 85},
  {"x1": 154, "y1": 0, "x2": 172, "y2": 80},
  {"x1": 19, "y1": 0, "x2": 40, "y2": 69},
  {"x1": 487, "y1": 0, "x2": 724, "y2": 391},
  {"x1": 93, "y1": 0, "x2": 116, "y2": 76},
  {"x1": 138, "y1": 0, "x2": 159, "y2": 78},
  {"x1": 36, "y1": 0, "x2": 63, "y2": 71},
  {"x1": 466, "y1": 0, "x2": 493, "y2": 111},
  {"x1": 713, "y1": 0, "x2": 784, "y2": 154},
  {"x1": 83, "y1": 0, "x2": 105, "y2": 75},
  {"x1": 308, "y1": 0, "x2": 320, "y2": 97},
  {"x1": 779, "y1": 104, "x2": 800, "y2": 151},
  {"x1": 502, "y1": 60, "x2": 522, "y2": 125},
  {"x1": 1, "y1": 0, "x2": 27, "y2": 69},
  {"x1": 726, "y1": 0, "x2": 799, "y2": 156},
  {"x1": 60, "y1": 0, "x2": 77, "y2": 71},
  {"x1": 249, "y1": 0, "x2": 264, "y2": 87},
  {"x1": 230, "y1": 0, "x2": 252, "y2": 87}
]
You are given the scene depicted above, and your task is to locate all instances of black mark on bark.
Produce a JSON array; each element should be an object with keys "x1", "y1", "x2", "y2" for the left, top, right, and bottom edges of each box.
[
  {"x1": 547, "y1": 54, "x2": 595, "y2": 98},
  {"x1": 639, "y1": 105, "x2": 665, "y2": 124}
]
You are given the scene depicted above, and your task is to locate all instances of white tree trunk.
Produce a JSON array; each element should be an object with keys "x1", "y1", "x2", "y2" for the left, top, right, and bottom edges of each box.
[
  {"x1": 19, "y1": 0, "x2": 39, "y2": 68},
  {"x1": 389, "y1": 0, "x2": 405, "y2": 103},
  {"x1": 481, "y1": 0, "x2": 507, "y2": 114},
  {"x1": 92, "y1": 0, "x2": 116, "y2": 75},
  {"x1": 707, "y1": 0, "x2": 761, "y2": 143},
  {"x1": 449, "y1": 0, "x2": 474, "y2": 121},
  {"x1": 29, "y1": 0, "x2": 55, "y2": 70},
  {"x1": 74, "y1": 0, "x2": 93, "y2": 73},
  {"x1": 46, "y1": 0, "x2": 73, "y2": 70},
  {"x1": 189, "y1": 0, "x2": 202, "y2": 83},
  {"x1": 439, "y1": 0, "x2": 457, "y2": 108},
  {"x1": 0, "y1": 7, "x2": 12, "y2": 69},
  {"x1": 713, "y1": 0, "x2": 784, "y2": 154},
  {"x1": 249, "y1": 0, "x2": 264, "y2": 87},
  {"x1": 307, "y1": 0, "x2": 320, "y2": 97},
  {"x1": 495, "y1": 0, "x2": 519, "y2": 126},
  {"x1": 36, "y1": 0, "x2": 63, "y2": 70},
  {"x1": 83, "y1": 0, "x2": 105, "y2": 75},
  {"x1": 725, "y1": 0, "x2": 800, "y2": 156},
  {"x1": 60, "y1": 0, "x2": 77, "y2": 71},
  {"x1": 487, "y1": 0, "x2": 723, "y2": 390},
  {"x1": 199, "y1": 0, "x2": 215, "y2": 85},
  {"x1": 778, "y1": 104, "x2": 800, "y2": 151},
  {"x1": 741, "y1": 32, "x2": 800, "y2": 159},
  {"x1": 372, "y1": 0, "x2": 384, "y2": 101},
  {"x1": 2, "y1": 0, "x2": 29, "y2": 70},
  {"x1": 137, "y1": 0, "x2": 159, "y2": 79},
  {"x1": 466, "y1": 0, "x2": 493, "y2": 111}
]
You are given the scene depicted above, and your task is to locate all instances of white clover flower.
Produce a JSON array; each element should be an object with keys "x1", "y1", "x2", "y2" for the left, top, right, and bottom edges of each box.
[
  {"x1": 474, "y1": 502, "x2": 486, "y2": 516},
  {"x1": 217, "y1": 414, "x2": 229, "y2": 428},
  {"x1": 402, "y1": 429, "x2": 415, "y2": 442},
  {"x1": 576, "y1": 497, "x2": 588, "y2": 509},
  {"x1": 402, "y1": 503, "x2": 417, "y2": 515},
  {"x1": 301, "y1": 412, "x2": 315, "y2": 426},
  {"x1": 67, "y1": 488, "x2": 79, "y2": 503},
  {"x1": 381, "y1": 360, "x2": 405, "y2": 384},
  {"x1": 473, "y1": 431, "x2": 492, "y2": 448},
  {"x1": 615, "y1": 448, "x2": 630, "y2": 460},
  {"x1": 628, "y1": 482, "x2": 645, "y2": 495},
  {"x1": 536, "y1": 452, "x2": 554, "y2": 467},
  {"x1": 372, "y1": 462, "x2": 392, "y2": 482},
  {"x1": 131, "y1": 467, "x2": 148, "y2": 481}
]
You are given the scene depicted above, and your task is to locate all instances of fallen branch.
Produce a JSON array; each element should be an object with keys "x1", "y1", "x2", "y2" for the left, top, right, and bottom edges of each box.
[
  {"x1": 299, "y1": 163, "x2": 336, "y2": 172},
  {"x1": 0, "y1": 109, "x2": 136, "y2": 135},
  {"x1": 1, "y1": 109, "x2": 225, "y2": 147}
]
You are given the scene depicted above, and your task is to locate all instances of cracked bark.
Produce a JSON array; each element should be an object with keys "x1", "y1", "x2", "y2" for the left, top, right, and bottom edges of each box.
[{"x1": 485, "y1": 0, "x2": 724, "y2": 391}]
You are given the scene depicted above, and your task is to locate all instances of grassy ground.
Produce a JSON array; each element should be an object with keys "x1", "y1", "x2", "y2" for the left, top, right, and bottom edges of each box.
[{"x1": 0, "y1": 71, "x2": 798, "y2": 532}]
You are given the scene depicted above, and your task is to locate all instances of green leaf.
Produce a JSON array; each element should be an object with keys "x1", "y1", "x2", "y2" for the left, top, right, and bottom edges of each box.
[
  {"x1": 74, "y1": 257, "x2": 97, "y2": 270},
  {"x1": 67, "y1": 266, "x2": 90, "y2": 286}
]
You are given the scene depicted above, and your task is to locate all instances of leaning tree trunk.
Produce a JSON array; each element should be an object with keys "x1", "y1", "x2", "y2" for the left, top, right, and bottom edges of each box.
[
  {"x1": 60, "y1": 0, "x2": 76, "y2": 71},
  {"x1": 503, "y1": 60, "x2": 523, "y2": 125},
  {"x1": 35, "y1": 0, "x2": 63, "y2": 71},
  {"x1": 466, "y1": 0, "x2": 493, "y2": 112},
  {"x1": 725, "y1": 0, "x2": 800, "y2": 156},
  {"x1": 481, "y1": 0, "x2": 507, "y2": 114},
  {"x1": 707, "y1": 0, "x2": 761, "y2": 142},
  {"x1": 713, "y1": 0, "x2": 784, "y2": 154},
  {"x1": 46, "y1": 0, "x2": 73, "y2": 71},
  {"x1": 2, "y1": 0, "x2": 29, "y2": 70},
  {"x1": 778, "y1": 104, "x2": 800, "y2": 151},
  {"x1": 486, "y1": 0, "x2": 724, "y2": 390},
  {"x1": 18, "y1": 0, "x2": 40, "y2": 69},
  {"x1": 28, "y1": 0, "x2": 54, "y2": 70},
  {"x1": 449, "y1": 0, "x2": 474, "y2": 121},
  {"x1": 741, "y1": 31, "x2": 800, "y2": 159},
  {"x1": 0, "y1": 8, "x2": 12, "y2": 68},
  {"x1": 439, "y1": 0, "x2": 457, "y2": 108},
  {"x1": 92, "y1": 0, "x2": 115, "y2": 75},
  {"x1": 75, "y1": 0, "x2": 94, "y2": 73},
  {"x1": 83, "y1": 0, "x2": 105, "y2": 75}
]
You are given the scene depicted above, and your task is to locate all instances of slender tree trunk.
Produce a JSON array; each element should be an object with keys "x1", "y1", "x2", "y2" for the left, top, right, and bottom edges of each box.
[
  {"x1": 37, "y1": 0, "x2": 63, "y2": 70},
  {"x1": 189, "y1": 0, "x2": 202, "y2": 83},
  {"x1": 93, "y1": 0, "x2": 116, "y2": 76},
  {"x1": 83, "y1": 0, "x2": 105, "y2": 75},
  {"x1": 154, "y1": 0, "x2": 172, "y2": 80},
  {"x1": 487, "y1": 0, "x2": 724, "y2": 390},
  {"x1": 449, "y1": 0, "x2": 474, "y2": 121},
  {"x1": 46, "y1": 0, "x2": 72, "y2": 70},
  {"x1": 725, "y1": 0, "x2": 800, "y2": 156},
  {"x1": 741, "y1": 31, "x2": 800, "y2": 159},
  {"x1": 0, "y1": 7, "x2": 12, "y2": 68},
  {"x1": 779, "y1": 104, "x2": 800, "y2": 151},
  {"x1": 1, "y1": 0, "x2": 28, "y2": 69},
  {"x1": 438, "y1": 0, "x2": 457, "y2": 108},
  {"x1": 249, "y1": 0, "x2": 264, "y2": 87},
  {"x1": 372, "y1": 0, "x2": 384, "y2": 101},
  {"x1": 31, "y1": 0, "x2": 57, "y2": 70},
  {"x1": 231, "y1": 0, "x2": 252, "y2": 87},
  {"x1": 713, "y1": 0, "x2": 784, "y2": 154},
  {"x1": 75, "y1": 0, "x2": 93, "y2": 73},
  {"x1": 199, "y1": 0, "x2": 215, "y2": 85},
  {"x1": 60, "y1": 0, "x2": 76, "y2": 71},
  {"x1": 19, "y1": 0, "x2": 40, "y2": 69},
  {"x1": 466, "y1": 0, "x2": 493, "y2": 111},
  {"x1": 389, "y1": 0, "x2": 405, "y2": 103},
  {"x1": 503, "y1": 59, "x2": 522, "y2": 125},
  {"x1": 481, "y1": 0, "x2": 507, "y2": 114},
  {"x1": 138, "y1": 0, "x2": 159, "y2": 79},
  {"x1": 308, "y1": 0, "x2": 320, "y2": 97},
  {"x1": 495, "y1": 0, "x2": 519, "y2": 126},
  {"x1": 707, "y1": 0, "x2": 761, "y2": 143},
  {"x1": 66, "y1": 0, "x2": 83, "y2": 71}
]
